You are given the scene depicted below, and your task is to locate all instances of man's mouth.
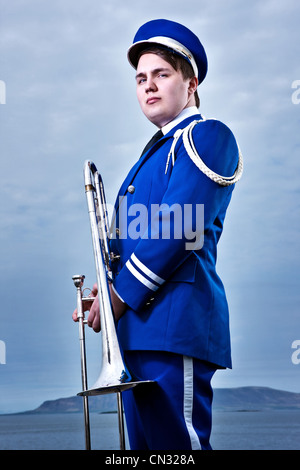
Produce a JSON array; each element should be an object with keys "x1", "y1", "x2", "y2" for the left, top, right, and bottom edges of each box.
[{"x1": 147, "y1": 97, "x2": 160, "y2": 105}]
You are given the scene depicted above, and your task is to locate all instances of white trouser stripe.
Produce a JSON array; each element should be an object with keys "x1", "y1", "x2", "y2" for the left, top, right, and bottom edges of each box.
[{"x1": 183, "y1": 356, "x2": 202, "y2": 450}]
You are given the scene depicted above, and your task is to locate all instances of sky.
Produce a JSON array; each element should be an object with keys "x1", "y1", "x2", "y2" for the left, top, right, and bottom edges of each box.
[{"x1": 0, "y1": 0, "x2": 300, "y2": 414}]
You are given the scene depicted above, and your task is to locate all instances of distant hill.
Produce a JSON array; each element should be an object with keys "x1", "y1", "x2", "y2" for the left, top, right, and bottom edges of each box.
[
  {"x1": 21, "y1": 393, "x2": 117, "y2": 415},
  {"x1": 17, "y1": 386, "x2": 300, "y2": 415},
  {"x1": 213, "y1": 386, "x2": 300, "y2": 411}
]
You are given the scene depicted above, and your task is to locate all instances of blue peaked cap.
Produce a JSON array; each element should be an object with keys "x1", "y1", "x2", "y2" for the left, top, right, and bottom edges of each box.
[{"x1": 127, "y1": 19, "x2": 208, "y2": 85}]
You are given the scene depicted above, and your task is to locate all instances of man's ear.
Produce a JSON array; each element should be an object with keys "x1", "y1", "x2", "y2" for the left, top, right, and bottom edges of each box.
[{"x1": 188, "y1": 76, "x2": 198, "y2": 95}]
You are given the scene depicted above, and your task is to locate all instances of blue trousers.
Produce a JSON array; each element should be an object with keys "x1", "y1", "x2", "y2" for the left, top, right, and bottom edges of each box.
[{"x1": 122, "y1": 351, "x2": 216, "y2": 450}]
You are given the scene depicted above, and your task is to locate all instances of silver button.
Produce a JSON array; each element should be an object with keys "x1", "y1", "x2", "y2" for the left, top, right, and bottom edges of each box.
[{"x1": 128, "y1": 185, "x2": 135, "y2": 194}]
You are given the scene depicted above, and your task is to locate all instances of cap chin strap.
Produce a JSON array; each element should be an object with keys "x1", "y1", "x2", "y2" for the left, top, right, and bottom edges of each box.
[{"x1": 166, "y1": 120, "x2": 243, "y2": 186}]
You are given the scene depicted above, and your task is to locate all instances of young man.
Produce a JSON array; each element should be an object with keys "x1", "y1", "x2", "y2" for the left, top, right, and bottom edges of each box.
[{"x1": 74, "y1": 19, "x2": 242, "y2": 450}]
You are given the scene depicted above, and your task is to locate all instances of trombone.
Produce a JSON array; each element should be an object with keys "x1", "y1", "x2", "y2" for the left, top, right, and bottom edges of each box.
[{"x1": 73, "y1": 160, "x2": 152, "y2": 450}]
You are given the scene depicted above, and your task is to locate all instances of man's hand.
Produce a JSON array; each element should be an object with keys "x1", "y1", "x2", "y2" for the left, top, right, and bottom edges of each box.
[
  {"x1": 72, "y1": 282, "x2": 126, "y2": 333},
  {"x1": 72, "y1": 283, "x2": 100, "y2": 331},
  {"x1": 87, "y1": 283, "x2": 101, "y2": 332}
]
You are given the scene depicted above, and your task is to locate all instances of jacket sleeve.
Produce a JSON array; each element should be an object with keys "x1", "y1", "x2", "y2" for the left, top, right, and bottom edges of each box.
[{"x1": 113, "y1": 119, "x2": 240, "y2": 311}]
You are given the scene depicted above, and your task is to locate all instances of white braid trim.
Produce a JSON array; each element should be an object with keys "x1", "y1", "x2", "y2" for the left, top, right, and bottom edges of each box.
[
  {"x1": 165, "y1": 128, "x2": 184, "y2": 174},
  {"x1": 179, "y1": 120, "x2": 243, "y2": 186}
]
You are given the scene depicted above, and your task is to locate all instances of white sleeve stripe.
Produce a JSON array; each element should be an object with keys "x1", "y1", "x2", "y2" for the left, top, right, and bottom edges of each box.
[
  {"x1": 126, "y1": 260, "x2": 159, "y2": 292},
  {"x1": 131, "y1": 253, "x2": 165, "y2": 285}
]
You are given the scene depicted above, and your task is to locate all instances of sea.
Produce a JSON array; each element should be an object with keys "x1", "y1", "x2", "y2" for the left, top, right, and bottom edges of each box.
[{"x1": 1, "y1": 410, "x2": 300, "y2": 450}]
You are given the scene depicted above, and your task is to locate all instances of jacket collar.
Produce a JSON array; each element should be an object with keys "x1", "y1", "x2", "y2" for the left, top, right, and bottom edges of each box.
[
  {"x1": 163, "y1": 112, "x2": 202, "y2": 139},
  {"x1": 162, "y1": 106, "x2": 200, "y2": 135}
]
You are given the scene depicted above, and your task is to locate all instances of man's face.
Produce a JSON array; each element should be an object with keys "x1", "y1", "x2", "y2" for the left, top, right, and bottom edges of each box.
[{"x1": 135, "y1": 53, "x2": 196, "y2": 128}]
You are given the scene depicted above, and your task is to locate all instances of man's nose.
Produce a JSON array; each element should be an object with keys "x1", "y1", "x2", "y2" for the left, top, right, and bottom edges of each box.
[{"x1": 146, "y1": 78, "x2": 158, "y2": 93}]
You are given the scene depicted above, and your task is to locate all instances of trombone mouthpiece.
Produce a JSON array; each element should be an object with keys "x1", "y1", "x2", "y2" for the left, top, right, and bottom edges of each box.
[{"x1": 72, "y1": 274, "x2": 85, "y2": 288}]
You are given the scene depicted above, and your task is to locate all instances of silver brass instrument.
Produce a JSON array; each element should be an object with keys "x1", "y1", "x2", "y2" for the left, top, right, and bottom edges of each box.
[
  {"x1": 72, "y1": 274, "x2": 91, "y2": 450},
  {"x1": 73, "y1": 160, "x2": 152, "y2": 450}
]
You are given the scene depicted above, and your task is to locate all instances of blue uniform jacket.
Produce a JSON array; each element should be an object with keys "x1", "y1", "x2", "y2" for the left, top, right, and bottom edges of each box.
[{"x1": 110, "y1": 113, "x2": 240, "y2": 369}]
